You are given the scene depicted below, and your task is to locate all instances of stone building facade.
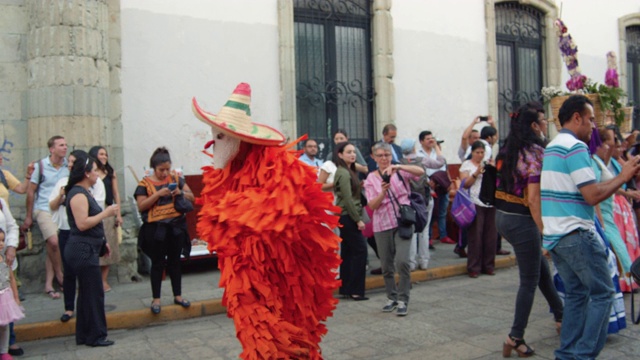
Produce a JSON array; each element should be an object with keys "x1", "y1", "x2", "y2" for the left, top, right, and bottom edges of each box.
[{"x1": 0, "y1": 0, "x2": 139, "y2": 289}]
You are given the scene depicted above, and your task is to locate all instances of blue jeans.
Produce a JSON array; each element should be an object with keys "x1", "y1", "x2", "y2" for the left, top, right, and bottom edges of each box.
[
  {"x1": 430, "y1": 193, "x2": 449, "y2": 239},
  {"x1": 550, "y1": 229, "x2": 614, "y2": 360}
]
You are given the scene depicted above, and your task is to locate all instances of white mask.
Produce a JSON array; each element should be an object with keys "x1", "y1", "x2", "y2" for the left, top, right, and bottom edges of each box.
[{"x1": 210, "y1": 128, "x2": 241, "y2": 169}]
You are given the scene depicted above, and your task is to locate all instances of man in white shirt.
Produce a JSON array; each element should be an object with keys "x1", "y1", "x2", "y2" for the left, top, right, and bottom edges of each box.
[{"x1": 417, "y1": 131, "x2": 454, "y2": 245}]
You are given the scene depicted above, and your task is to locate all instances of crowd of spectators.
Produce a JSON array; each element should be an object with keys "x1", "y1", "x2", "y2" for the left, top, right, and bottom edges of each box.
[{"x1": 300, "y1": 96, "x2": 640, "y2": 358}]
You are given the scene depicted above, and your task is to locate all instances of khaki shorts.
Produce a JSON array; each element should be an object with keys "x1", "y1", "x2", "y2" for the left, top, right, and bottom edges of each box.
[{"x1": 34, "y1": 209, "x2": 59, "y2": 240}]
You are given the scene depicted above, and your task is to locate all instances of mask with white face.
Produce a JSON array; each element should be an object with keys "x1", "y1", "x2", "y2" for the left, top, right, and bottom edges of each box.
[{"x1": 210, "y1": 128, "x2": 241, "y2": 169}]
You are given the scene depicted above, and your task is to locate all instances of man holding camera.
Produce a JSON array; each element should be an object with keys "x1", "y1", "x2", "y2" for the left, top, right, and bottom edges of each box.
[{"x1": 417, "y1": 131, "x2": 454, "y2": 245}]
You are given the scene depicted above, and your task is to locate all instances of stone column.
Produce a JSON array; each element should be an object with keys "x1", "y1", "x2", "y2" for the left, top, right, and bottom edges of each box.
[
  {"x1": 21, "y1": 0, "x2": 114, "y2": 286},
  {"x1": 372, "y1": 0, "x2": 395, "y2": 135},
  {"x1": 277, "y1": 0, "x2": 297, "y2": 140},
  {"x1": 26, "y1": 0, "x2": 111, "y2": 157}
]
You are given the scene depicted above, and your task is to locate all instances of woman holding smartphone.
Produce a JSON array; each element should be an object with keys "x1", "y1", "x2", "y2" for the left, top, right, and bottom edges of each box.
[{"x1": 135, "y1": 147, "x2": 194, "y2": 314}]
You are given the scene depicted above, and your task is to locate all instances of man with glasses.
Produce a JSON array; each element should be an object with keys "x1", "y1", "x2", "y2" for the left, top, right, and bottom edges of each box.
[{"x1": 299, "y1": 139, "x2": 323, "y2": 170}]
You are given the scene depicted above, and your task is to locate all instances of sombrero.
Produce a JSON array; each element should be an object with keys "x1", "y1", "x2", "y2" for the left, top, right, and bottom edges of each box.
[{"x1": 192, "y1": 83, "x2": 285, "y2": 146}]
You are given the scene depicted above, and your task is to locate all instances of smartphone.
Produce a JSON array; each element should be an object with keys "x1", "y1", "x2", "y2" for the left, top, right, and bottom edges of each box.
[
  {"x1": 479, "y1": 116, "x2": 489, "y2": 121},
  {"x1": 168, "y1": 183, "x2": 177, "y2": 191}
]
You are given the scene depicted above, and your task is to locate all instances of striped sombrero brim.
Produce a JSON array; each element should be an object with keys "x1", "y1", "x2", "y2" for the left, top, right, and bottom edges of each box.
[{"x1": 192, "y1": 97, "x2": 285, "y2": 146}]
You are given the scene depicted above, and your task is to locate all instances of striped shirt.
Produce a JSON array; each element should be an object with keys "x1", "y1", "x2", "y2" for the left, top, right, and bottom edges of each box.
[
  {"x1": 364, "y1": 170, "x2": 418, "y2": 233},
  {"x1": 541, "y1": 129, "x2": 596, "y2": 249}
]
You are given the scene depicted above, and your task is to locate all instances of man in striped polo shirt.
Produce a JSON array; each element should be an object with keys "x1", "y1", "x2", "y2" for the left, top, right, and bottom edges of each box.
[{"x1": 541, "y1": 95, "x2": 640, "y2": 360}]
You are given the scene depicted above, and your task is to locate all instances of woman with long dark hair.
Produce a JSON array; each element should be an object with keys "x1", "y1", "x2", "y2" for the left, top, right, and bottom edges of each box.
[
  {"x1": 333, "y1": 142, "x2": 368, "y2": 300},
  {"x1": 64, "y1": 151, "x2": 119, "y2": 347},
  {"x1": 495, "y1": 103, "x2": 563, "y2": 357},
  {"x1": 88, "y1": 146, "x2": 122, "y2": 292},
  {"x1": 135, "y1": 147, "x2": 194, "y2": 314}
]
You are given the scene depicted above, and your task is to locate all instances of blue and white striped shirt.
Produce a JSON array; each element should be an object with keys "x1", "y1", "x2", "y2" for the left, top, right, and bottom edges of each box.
[{"x1": 541, "y1": 129, "x2": 596, "y2": 250}]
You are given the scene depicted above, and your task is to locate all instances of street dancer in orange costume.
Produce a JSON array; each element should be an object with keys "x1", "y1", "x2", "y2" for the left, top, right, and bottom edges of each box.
[{"x1": 192, "y1": 83, "x2": 341, "y2": 359}]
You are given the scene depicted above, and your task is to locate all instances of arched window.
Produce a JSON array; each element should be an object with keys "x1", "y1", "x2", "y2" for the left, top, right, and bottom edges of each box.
[
  {"x1": 627, "y1": 25, "x2": 640, "y2": 128},
  {"x1": 293, "y1": 0, "x2": 374, "y2": 158},
  {"x1": 495, "y1": 2, "x2": 544, "y2": 143}
]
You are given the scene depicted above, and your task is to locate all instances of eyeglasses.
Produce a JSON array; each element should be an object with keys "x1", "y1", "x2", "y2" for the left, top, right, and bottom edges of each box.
[{"x1": 375, "y1": 153, "x2": 392, "y2": 158}]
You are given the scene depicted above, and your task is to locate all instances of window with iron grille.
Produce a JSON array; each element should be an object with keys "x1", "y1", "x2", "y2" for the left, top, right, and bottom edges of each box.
[
  {"x1": 294, "y1": 0, "x2": 374, "y2": 159},
  {"x1": 627, "y1": 26, "x2": 640, "y2": 129},
  {"x1": 495, "y1": 2, "x2": 544, "y2": 144}
]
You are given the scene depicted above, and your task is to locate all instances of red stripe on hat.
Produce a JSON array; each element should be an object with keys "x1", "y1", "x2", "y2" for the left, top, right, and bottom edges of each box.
[{"x1": 234, "y1": 83, "x2": 251, "y2": 96}]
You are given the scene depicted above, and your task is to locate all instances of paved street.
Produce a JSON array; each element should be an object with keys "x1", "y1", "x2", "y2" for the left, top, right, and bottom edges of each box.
[{"x1": 15, "y1": 265, "x2": 640, "y2": 360}]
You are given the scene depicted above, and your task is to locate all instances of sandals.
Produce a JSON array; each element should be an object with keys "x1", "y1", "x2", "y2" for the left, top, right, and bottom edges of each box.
[
  {"x1": 45, "y1": 290, "x2": 61, "y2": 299},
  {"x1": 503, "y1": 335, "x2": 534, "y2": 358}
]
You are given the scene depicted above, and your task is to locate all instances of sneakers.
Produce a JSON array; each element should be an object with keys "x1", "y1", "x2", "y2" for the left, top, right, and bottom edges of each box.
[
  {"x1": 382, "y1": 299, "x2": 398, "y2": 312},
  {"x1": 382, "y1": 300, "x2": 408, "y2": 315},
  {"x1": 396, "y1": 301, "x2": 408, "y2": 316}
]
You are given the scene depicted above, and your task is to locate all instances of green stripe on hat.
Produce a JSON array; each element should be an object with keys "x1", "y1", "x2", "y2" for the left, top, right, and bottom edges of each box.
[{"x1": 224, "y1": 100, "x2": 251, "y2": 116}]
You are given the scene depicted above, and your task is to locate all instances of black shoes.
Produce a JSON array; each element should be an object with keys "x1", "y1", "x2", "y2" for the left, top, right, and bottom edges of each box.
[
  {"x1": 174, "y1": 298, "x2": 191, "y2": 308},
  {"x1": 60, "y1": 313, "x2": 73, "y2": 322},
  {"x1": 150, "y1": 303, "x2": 161, "y2": 314},
  {"x1": 87, "y1": 339, "x2": 115, "y2": 347},
  {"x1": 8, "y1": 347, "x2": 24, "y2": 356}
]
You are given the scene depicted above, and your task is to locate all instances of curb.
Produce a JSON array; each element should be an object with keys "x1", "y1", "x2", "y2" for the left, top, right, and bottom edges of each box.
[{"x1": 16, "y1": 255, "x2": 516, "y2": 342}]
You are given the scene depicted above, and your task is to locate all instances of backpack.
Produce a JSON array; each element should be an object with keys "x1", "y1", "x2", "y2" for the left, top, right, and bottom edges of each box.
[{"x1": 399, "y1": 157, "x2": 431, "y2": 207}]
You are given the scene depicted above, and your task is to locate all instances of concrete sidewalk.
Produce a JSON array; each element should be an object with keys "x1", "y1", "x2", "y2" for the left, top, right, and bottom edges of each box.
[
  {"x1": 15, "y1": 263, "x2": 640, "y2": 360},
  {"x1": 15, "y1": 240, "x2": 515, "y2": 341}
]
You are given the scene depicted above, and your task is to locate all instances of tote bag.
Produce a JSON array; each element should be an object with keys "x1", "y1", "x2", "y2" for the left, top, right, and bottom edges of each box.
[{"x1": 451, "y1": 179, "x2": 476, "y2": 228}]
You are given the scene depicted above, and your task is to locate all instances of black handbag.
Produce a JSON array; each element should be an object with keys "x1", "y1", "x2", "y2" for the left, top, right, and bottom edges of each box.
[
  {"x1": 387, "y1": 185, "x2": 415, "y2": 240},
  {"x1": 397, "y1": 223, "x2": 414, "y2": 240},
  {"x1": 387, "y1": 184, "x2": 416, "y2": 226},
  {"x1": 174, "y1": 194, "x2": 194, "y2": 214},
  {"x1": 172, "y1": 174, "x2": 194, "y2": 214}
]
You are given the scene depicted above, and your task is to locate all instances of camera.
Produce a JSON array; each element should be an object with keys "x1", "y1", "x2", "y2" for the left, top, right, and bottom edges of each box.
[
  {"x1": 479, "y1": 116, "x2": 489, "y2": 121},
  {"x1": 381, "y1": 173, "x2": 391, "y2": 183}
]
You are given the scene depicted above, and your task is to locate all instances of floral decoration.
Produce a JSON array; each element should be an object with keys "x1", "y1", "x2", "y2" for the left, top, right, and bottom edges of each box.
[
  {"x1": 555, "y1": 19, "x2": 587, "y2": 91},
  {"x1": 605, "y1": 51, "x2": 620, "y2": 88}
]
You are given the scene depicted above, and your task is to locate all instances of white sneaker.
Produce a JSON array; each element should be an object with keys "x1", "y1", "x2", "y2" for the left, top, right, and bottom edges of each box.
[
  {"x1": 396, "y1": 301, "x2": 408, "y2": 316},
  {"x1": 382, "y1": 299, "x2": 398, "y2": 312}
]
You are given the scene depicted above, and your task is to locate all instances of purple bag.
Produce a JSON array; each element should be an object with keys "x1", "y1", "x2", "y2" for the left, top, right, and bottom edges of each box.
[{"x1": 451, "y1": 179, "x2": 476, "y2": 228}]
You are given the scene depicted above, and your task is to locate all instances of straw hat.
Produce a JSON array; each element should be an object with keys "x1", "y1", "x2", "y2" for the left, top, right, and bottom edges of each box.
[{"x1": 192, "y1": 83, "x2": 286, "y2": 146}]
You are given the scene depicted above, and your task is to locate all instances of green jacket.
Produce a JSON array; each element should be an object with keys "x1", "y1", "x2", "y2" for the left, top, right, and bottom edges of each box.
[{"x1": 334, "y1": 166, "x2": 362, "y2": 222}]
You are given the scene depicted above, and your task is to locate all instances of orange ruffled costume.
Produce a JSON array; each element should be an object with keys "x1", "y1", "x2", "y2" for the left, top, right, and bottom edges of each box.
[{"x1": 197, "y1": 141, "x2": 342, "y2": 359}]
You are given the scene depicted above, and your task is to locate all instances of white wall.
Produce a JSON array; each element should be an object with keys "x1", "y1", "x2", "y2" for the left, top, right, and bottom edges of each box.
[
  {"x1": 120, "y1": 0, "x2": 281, "y2": 192},
  {"x1": 557, "y1": 0, "x2": 640, "y2": 89},
  {"x1": 119, "y1": 0, "x2": 640, "y2": 193},
  {"x1": 392, "y1": 0, "x2": 488, "y2": 163}
]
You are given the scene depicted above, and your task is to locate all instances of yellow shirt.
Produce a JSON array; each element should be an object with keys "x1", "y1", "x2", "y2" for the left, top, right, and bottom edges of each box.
[{"x1": 0, "y1": 170, "x2": 21, "y2": 206}]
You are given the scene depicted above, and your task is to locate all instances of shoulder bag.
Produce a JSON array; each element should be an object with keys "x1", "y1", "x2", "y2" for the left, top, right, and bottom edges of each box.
[
  {"x1": 386, "y1": 179, "x2": 415, "y2": 240},
  {"x1": 396, "y1": 171, "x2": 429, "y2": 233}
]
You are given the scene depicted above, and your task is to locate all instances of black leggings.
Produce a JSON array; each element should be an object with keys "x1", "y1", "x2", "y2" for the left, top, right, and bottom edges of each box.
[{"x1": 147, "y1": 233, "x2": 183, "y2": 299}]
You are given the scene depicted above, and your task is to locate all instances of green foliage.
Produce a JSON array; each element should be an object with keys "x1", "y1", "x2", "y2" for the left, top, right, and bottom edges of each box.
[{"x1": 584, "y1": 82, "x2": 627, "y2": 126}]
